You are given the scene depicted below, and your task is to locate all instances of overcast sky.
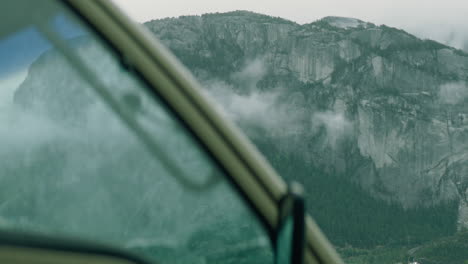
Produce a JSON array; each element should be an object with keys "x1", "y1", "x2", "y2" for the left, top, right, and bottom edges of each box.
[{"x1": 112, "y1": 0, "x2": 468, "y2": 51}]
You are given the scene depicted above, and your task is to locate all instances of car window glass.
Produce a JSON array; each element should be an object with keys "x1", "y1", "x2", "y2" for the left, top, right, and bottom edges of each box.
[{"x1": 0, "y1": 1, "x2": 273, "y2": 263}]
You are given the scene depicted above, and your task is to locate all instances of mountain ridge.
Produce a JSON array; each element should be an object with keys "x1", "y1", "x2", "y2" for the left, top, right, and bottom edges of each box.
[
  {"x1": 142, "y1": 11, "x2": 468, "y2": 227},
  {"x1": 146, "y1": 11, "x2": 466, "y2": 55}
]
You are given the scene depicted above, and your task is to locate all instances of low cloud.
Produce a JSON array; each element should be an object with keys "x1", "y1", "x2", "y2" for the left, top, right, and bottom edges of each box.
[
  {"x1": 203, "y1": 59, "x2": 353, "y2": 149},
  {"x1": 203, "y1": 59, "x2": 308, "y2": 138},
  {"x1": 439, "y1": 81, "x2": 468, "y2": 105},
  {"x1": 312, "y1": 109, "x2": 352, "y2": 149},
  {"x1": 231, "y1": 58, "x2": 266, "y2": 86},
  {"x1": 205, "y1": 78, "x2": 303, "y2": 138}
]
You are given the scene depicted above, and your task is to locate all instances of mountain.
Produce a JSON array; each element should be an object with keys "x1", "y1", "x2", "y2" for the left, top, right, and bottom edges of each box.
[
  {"x1": 143, "y1": 11, "x2": 468, "y2": 245},
  {"x1": 10, "y1": 10, "x2": 468, "y2": 260}
]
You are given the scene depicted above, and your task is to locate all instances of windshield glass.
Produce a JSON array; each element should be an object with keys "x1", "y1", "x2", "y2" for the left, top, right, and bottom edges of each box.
[
  {"x1": 126, "y1": 4, "x2": 468, "y2": 264},
  {"x1": 0, "y1": 1, "x2": 273, "y2": 263}
]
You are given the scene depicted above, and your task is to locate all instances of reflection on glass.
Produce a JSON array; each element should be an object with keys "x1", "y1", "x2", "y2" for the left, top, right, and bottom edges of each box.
[{"x1": 0, "y1": 1, "x2": 273, "y2": 263}]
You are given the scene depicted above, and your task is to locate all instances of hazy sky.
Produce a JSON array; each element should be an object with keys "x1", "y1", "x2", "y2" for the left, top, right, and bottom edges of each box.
[{"x1": 112, "y1": 0, "x2": 468, "y2": 51}]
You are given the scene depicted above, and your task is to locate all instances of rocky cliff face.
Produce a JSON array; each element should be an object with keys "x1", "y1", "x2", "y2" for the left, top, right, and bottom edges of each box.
[{"x1": 144, "y1": 11, "x2": 468, "y2": 228}]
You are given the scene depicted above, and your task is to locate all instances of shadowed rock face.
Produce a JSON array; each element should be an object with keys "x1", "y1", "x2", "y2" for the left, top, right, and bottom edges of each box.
[{"x1": 143, "y1": 11, "x2": 468, "y2": 226}]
